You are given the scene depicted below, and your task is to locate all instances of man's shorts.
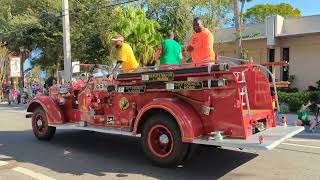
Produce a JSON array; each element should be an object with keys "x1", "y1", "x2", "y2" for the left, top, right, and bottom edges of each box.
[{"x1": 300, "y1": 120, "x2": 310, "y2": 126}]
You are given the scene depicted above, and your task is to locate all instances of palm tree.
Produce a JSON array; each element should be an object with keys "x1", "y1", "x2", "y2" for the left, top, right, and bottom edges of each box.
[
  {"x1": 240, "y1": 0, "x2": 253, "y2": 24},
  {"x1": 234, "y1": 0, "x2": 253, "y2": 58},
  {"x1": 0, "y1": 44, "x2": 9, "y2": 101},
  {"x1": 234, "y1": 0, "x2": 241, "y2": 58},
  {"x1": 102, "y1": 7, "x2": 161, "y2": 66}
]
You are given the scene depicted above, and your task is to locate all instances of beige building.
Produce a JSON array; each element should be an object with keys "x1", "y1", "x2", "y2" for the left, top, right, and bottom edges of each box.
[{"x1": 214, "y1": 14, "x2": 320, "y2": 91}]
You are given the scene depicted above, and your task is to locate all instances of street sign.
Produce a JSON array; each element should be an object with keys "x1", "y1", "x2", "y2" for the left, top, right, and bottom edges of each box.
[
  {"x1": 72, "y1": 61, "x2": 80, "y2": 73},
  {"x1": 10, "y1": 57, "x2": 21, "y2": 77}
]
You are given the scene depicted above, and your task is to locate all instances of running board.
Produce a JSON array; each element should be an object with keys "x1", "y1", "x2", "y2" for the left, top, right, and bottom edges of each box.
[
  {"x1": 50, "y1": 123, "x2": 138, "y2": 137},
  {"x1": 193, "y1": 126, "x2": 305, "y2": 150}
]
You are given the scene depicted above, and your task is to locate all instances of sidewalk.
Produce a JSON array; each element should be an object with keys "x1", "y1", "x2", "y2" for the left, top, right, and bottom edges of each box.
[
  {"x1": 280, "y1": 113, "x2": 318, "y2": 124},
  {"x1": 279, "y1": 113, "x2": 320, "y2": 135},
  {"x1": 0, "y1": 102, "x2": 27, "y2": 112}
]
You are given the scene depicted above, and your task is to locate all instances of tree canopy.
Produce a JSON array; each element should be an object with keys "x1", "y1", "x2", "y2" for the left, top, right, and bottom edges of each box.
[
  {"x1": 0, "y1": 0, "x2": 302, "y2": 77},
  {"x1": 144, "y1": 0, "x2": 193, "y2": 44},
  {"x1": 0, "y1": 0, "x2": 62, "y2": 78},
  {"x1": 243, "y1": 3, "x2": 301, "y2": 24},
  {"x1": 0, "y1": 0, "x2": 234, "y2": 72}
]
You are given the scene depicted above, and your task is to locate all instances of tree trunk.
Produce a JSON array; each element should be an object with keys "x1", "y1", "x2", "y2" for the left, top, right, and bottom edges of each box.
[
  {"x1": 20, "y1": 56, "x2": 25, "y2": 88},
  {"x1": 240, "y1": 0, "x2": 246, "y2": 25},
  {"x1": 19, "y1": 49, "x2": 30, "y2": 88},
  {"x1": 233, "y1": 0, "x2": 242, "y2": 58},
  {"x1": 0, "y1": 57, "x2": 7, "y2": 101},
  {"x1": 56, "y1": 60, "x2": 60, "y2": 84}
]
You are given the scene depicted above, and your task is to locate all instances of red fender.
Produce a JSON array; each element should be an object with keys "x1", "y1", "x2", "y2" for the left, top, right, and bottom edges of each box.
[
  {"x1": 26, "y1": 95, "x2": 65, "y2": 124},
  {"x1": 133, "y1": 98, "x2": 204, "y2": 143}
]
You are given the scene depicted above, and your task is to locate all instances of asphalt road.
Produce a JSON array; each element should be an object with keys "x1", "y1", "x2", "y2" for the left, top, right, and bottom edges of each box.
[{"x1": 0, "y1": 103, "x2": 319, "y2": 180}]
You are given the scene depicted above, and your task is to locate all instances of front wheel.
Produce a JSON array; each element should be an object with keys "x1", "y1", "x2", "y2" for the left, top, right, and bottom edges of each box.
[
  {"x1": 141, "y1": 114, "x2": 190, "y2": 167},
  {"x1": 32, "y1": 107, "x2": 56, "y2": 141}
]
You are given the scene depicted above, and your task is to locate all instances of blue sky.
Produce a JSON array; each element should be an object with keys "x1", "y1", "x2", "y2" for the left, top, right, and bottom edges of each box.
[
  {"x1": 24, "y1": 50, "x2": 40, "y2": 73},
  {"x1": 244, "y1": 0, "x2": 320, "y2": 16}
]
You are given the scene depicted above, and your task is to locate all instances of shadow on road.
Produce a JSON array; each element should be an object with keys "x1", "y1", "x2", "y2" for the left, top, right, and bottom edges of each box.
[{"x1": 0, "y1": 130, "x2": 257, "y2": 179}]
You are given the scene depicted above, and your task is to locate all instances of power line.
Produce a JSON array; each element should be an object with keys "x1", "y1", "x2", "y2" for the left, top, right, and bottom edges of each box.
[{"x1": 59, "y1": 0, "x2": 142, "y2": 17}]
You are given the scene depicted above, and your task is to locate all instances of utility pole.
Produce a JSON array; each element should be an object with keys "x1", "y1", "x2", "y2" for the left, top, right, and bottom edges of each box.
[{"x1": 62, "y1": 0, "x2": 72, "y2": 82}]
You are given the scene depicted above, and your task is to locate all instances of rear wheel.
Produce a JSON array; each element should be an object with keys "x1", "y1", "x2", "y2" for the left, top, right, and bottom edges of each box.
[
  {"x1": 32, "y1": 107, "x2": 56, "y2": 141},
  {"x1": 141, "y1": 114, "x2": 190, "y2": 167}
]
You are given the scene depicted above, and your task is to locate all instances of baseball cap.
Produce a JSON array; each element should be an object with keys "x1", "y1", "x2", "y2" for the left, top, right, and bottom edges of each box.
[{"x1": 111, "y1": 35, "x2": 124, "y2": 41}]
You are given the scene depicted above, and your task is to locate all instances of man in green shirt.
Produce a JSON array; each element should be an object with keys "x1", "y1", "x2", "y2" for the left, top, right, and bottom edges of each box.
[
  {"x1": 156, "y1": 31, "x2": 182, "y2": 67},
  {"x1": 315, "y1": 91, "x2": 320, "y2": 121},
  {"x1": 295, "y1": 101, "x2": 317, "y2": 132}
]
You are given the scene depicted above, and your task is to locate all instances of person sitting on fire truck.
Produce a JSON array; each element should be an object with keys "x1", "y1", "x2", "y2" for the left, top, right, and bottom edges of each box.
[
  {"x1": 185, "y1": 17, "x2": 215, "y2": 64},
  {"x1": 155, "y1": 31, "x2": 182, "y2": 68},
  {"x1": 295, "y1": 101, "x2": 318, "y2": 132},
  {"x1": 111, "y1": 35, "x2": 139, "y2": 73}
]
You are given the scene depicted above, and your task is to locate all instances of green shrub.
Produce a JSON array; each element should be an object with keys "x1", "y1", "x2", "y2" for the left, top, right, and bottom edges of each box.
[
  {"x1": 278, "y1": 91, "x2": 317, "y2": 112},
  {"x1": 279, "y1": 103, "x2": 290, "y2": 114},
  {"x1": 316, "y1": 80, "x2": 320, "y2": 89},
  {"x1": 278, "y1": 87, "x2": 299, "y2": 93}
]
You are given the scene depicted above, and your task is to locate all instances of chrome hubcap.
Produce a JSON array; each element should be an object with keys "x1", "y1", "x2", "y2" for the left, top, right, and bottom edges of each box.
[
  {"x1": 36, "y1": 119, "x2": 43, "y2": 127},
  {"x1": 159, "y1": 134, "x2": 169, "y2": 144}
]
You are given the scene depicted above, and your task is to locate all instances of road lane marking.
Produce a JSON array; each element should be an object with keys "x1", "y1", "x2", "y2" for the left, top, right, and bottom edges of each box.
[
  {"x1": 282, "y1": 142, "x2": 320, "y2": 149},
  {"x1": 0, "y1": 161, "x2": 9, "y2": 166},
  {"x1": 295, "y1": 133, "x2": 320, "y2": 137},
  {"x1": 0, "y1": 106, "x2": 24, "y2": 109},
  {"x1": 13, "y1": 167, "x2": 56, "y2": 180},
  {"x1": 0, "y1": 109, "x2": 26, "y2": 114},
  {"x1": 0, "y1": 110, "x2": 25, "y2": 112},
  {"x1": 0, "y1": 155, "x2": 12, "y2": 159},
  {"x1": 287, "y1": 139, "x2": 320, "y2": 143}
]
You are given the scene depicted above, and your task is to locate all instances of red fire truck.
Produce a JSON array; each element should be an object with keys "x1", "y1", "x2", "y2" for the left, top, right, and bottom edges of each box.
[{"x1": 26, "y1": 59, "x2": 303, "y2": 167}]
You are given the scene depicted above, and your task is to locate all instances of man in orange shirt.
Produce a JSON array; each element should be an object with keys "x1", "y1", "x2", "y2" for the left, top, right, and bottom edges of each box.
[{"x1": 187, "y1": 17, "x2": 215, "y2": 64}]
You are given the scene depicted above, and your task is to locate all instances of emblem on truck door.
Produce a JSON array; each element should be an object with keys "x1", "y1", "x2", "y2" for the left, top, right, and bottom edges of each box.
[{"x1": 119, "y1": 97, "x2": 129, "y2": 110}]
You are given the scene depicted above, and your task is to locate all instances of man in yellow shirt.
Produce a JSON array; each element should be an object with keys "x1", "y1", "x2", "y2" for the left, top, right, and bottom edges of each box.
[{"x1": 111, "y1": 35, "x2": 139, "y2": 72}]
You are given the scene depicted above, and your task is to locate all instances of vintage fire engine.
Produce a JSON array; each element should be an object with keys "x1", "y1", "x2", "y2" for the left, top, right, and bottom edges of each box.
[{"x1": 26, "y1": 59, "x2": 303, "y2": 167}]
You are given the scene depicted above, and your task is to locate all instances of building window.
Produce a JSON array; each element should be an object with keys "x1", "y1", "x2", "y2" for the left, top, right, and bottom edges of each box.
[
  {"x1": 268, "y1": 49, "x2": 275, "y2": 81},
  {"x1": 281, "y1": 48, "x2": 289, "y2": 81},
  {"x1": 268, "y1": 49, "x2": 275, "y2": 63}
]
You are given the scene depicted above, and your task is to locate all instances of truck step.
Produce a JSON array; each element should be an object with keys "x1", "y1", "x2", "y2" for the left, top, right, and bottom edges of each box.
[
  {"x1": 50, "y1": 123, "x2": 136, "y2": 137},
  {"x1": 193, "y1": 126, "x2": 304, "y2": 150}
]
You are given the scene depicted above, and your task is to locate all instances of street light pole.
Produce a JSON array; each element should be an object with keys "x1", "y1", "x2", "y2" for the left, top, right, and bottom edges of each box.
[{"x1": 62, "y1": 0, "x2": 72, "y2": 82}]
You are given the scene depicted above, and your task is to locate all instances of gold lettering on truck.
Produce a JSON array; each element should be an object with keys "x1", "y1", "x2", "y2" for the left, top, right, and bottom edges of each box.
[
  {"x1": 166, "y1": 81, "x2": 203, "y2": 90},
  {"x1": 142, "y1": 72, "x2": 174, "y2": 81}
]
